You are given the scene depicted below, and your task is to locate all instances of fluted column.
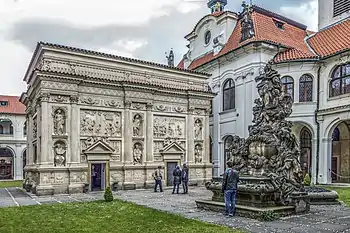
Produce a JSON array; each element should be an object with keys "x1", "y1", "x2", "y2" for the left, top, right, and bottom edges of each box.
[
  {"x1": 124, "y1": 100, "x2": 132, "y2": 163},
  {"x1": 146, "y1": 103, "x2": 153, "y2": 162},
  {"x1": 39, "y1": 93, "x2": 50, "y2": 165},
  {"x1": 187, "y1": 107, "x2": 194, "y2": 163},
  {"x1": 69, "y1": 95, "x2": 79, "y2": 163}
]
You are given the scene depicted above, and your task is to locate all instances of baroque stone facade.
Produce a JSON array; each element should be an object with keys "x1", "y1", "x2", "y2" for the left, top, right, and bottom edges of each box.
[{"x1": 20, "y1": 42, "x2": 214, "y2": 195}]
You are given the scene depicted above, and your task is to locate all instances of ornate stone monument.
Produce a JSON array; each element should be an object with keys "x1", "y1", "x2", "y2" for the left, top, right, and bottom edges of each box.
[{"x1": 196, "y1": 61, "x2": 310, "y2": 218}]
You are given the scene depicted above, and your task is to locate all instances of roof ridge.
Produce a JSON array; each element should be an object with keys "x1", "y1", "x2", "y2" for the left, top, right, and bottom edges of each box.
[{"x1": 38, "y1": 42, "x2": 211, "y2": 77}]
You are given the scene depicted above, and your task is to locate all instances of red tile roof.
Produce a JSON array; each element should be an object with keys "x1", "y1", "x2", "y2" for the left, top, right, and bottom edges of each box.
[
  {"x1": 0, "y1": 96, "x2": 26, "y2": 115},
  {"x1": 307, "y1": 19, "x2": 350, "y2": 58},
  {"x1": 180, "y1": 6, "x2": 350, "y2": 69},
  {"x1": 185, "y1": 6, "x2": 315, "y2": 69}
]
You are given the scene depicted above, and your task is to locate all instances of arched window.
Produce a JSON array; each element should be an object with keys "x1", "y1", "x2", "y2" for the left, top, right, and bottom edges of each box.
[
  {"x1": 299, "y1": 74, "x2": 313, "y2": 102},
  {"x1": 330, "y1": 63, "x2": 350, "y2": 97},
  {"x1": 224, "y1": 136, "x2": 233, "y2": 171},
  {"x1": 223, "y1": 79, "x2": 235, "y2": 111},
  {"x1": 332, "y1": 127, "x2": 340, "y2": 141},
  {"x1": 281, "y1": 76, "x2": 294, "y2": 100},
  {"x1": 300, "y1": 127, "x2": 312, "y2": 175}
]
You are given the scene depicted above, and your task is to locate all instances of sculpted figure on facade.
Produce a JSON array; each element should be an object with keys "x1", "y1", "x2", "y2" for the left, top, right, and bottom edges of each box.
[
  {"x1": 194, "y1": 144, "x2": 202, "y2": 163},
  {"x1": 133, "y1": 143, "x2": 142, "y2": 165},
  {"x1": 54, "y1": 141, "x2": 66, "y2": 167},
  {"x1": 133, "y1": 114, "x2": 143, "y2": 136},
  {"x1": 32, "y1": 117, "x2": 37, "y2": 138},
  {"x1": 53, "y1": 109, "x2": 66, "y2": 135},
  {"x1": 194, "y1": 118, "x2": 203, "y2": 139}
]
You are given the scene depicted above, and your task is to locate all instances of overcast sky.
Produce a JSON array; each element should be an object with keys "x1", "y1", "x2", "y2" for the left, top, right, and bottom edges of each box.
[{"x1": 0, "y1": 0, "x2": 318, "y2": 96}]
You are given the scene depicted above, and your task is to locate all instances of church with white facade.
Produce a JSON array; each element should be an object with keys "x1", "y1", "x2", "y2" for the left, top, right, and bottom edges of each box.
[{"x1": 177, "y1": 0, "x2": 350, "y2": 185}]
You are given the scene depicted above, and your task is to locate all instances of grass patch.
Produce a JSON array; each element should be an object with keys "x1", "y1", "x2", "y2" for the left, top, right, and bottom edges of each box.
[
  {"x1": 0, "y1": 180, "x2": 22, "y2": 188},
  {"x1": 331, "y1": 187, "x2": 350, "y2": 206},
  {"x1": 0, "y1": 199, "x2": 242, "y2": 233}
]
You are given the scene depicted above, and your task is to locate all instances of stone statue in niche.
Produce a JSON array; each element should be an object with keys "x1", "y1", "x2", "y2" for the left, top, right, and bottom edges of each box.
[
  {"x1": 33, "y1": 117, "x2": 37, "y2": 138},
  {"x1": 133, "y1": 114, "x2": 143, "y2": 136},
  {"x1": 133, "y1": 143, "x2": 142, "y2": 165},
  {"x1": 194, "y1": 144, "x2": 202, "y2": 163},
  {"x1": 53, "y1": 109, "x2": 66, "y2": 135},
  {"x1": 54, "y1": 141, "x2": 66, "y2": 166},
  {"x1": 194, "y1": 119, "x2": 203, "y2": 139}
]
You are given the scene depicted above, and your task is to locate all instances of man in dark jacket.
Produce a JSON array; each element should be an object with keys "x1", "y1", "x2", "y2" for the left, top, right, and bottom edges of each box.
[
  {"x1": 181, "y1": 163, "x2": 189, "y2": 194},
  {"x1": 153, "y1": 166, "x2": 163, "y2": 192},
  {"x1": 172, "y1": 165, "x2": 182, "y2": 194},
  {"x1": 222, "y1": 161, "x2": 239, "y2": 217}
]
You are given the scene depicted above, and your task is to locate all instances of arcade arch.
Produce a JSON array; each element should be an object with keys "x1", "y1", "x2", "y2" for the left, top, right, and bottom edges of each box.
[{"x1": 0, "y1": 147, "x2": 14, "y2": 180}]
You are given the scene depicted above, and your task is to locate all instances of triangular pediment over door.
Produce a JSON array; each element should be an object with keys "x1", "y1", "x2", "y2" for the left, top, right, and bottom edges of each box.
[
  {"x1": 84, "y1": 140, "x2": 114, "y2": 161},
  {"x1": 160, "y1": 141, "x2": 185, "y2": 161}
]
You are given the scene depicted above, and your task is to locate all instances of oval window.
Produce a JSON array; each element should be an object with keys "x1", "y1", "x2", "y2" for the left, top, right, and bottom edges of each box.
[{"x1": 204, "y1": 31, "x2": 211, "y2": 45}]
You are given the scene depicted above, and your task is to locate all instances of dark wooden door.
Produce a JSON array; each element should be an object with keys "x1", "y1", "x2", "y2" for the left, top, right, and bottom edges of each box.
[
  {"x1": 91, "y1": 164, "x2": 102, "y2": 191},
  {"x1": 166, "y1": 162, "x2": 178, "y2": 186},
  {"x1": 331, "y1": 157, "x2": 338, "y2": 182}
]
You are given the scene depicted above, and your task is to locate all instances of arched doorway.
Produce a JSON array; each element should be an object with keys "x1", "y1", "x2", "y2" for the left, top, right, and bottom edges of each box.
[
  {"x1": 0, "y1": 147, "x2": 14, "y2": 180},
  {"x1": 224, "y1": 136, "x2": 233, "y2": 172},
  {"x1": 23, "y1": 149, "x2": 27, "y2": 179},
  {"x1": 331, "y1": 121, "x2": 350, "y2": 183},
  {"x1": 300, "y1": 127, "x2": 312, "y2": 176}
]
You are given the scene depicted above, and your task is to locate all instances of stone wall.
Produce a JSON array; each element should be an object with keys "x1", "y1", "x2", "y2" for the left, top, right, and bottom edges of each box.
[{"x1": 21, "y1": 43, "x2": 214, "y2": 195}]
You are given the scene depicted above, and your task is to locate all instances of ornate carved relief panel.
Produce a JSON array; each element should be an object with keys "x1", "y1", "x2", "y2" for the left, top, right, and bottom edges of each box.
[
  {"x1": 80, "y1": 110, "x2": 121, "y2": 137},
  {"x1": 153, "y1": 116, "x2": 186, "y2": 139}
]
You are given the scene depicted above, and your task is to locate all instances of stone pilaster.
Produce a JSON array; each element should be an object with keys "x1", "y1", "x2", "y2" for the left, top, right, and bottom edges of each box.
[
  {"x1": 146, "y1": 103, "x2": 153, "y2": 162},
  {"x1": 204, "y1": 108, "x2": 210, "y2": 163},
  {"x1": 69, "y1": 95, "x2": 80, "y2": 163},
  {"x1": 187, "y1": 107, "x2": 194, "y2": 163},
  {"x1": 124, "y1": 100, "x2": 132, "y2": 163},
  {"x1": 27, "y1": 110, "x2": 34, "y2": 166},
  {"x1": 39, "y1": 93, "x2": 50, "y2": 165}
]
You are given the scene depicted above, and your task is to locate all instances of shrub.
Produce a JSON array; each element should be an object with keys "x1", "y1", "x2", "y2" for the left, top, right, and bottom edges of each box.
[
  {"x1": 304, "y1": 173, "x2": 311, "y2": 186},
  {"x1": 104, "y1": 187, "x2": 114, "y2": 202},
  {"x1": 259, "y1": 210, "x2": 279, "y2": 221}
]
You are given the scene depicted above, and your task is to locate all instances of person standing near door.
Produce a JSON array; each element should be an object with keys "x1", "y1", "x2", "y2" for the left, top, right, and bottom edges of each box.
[
  {"x1": 181, "y1": 163, "x2": 189, "y2": 194},
  {"x1": 153, "y1": 166, "x2": 163, "y2": 192},
  {"x1": 172, "y1": 165, "x2": 182, "y2": 194},
  {"x1": 221, "y1": 161, "x2": 239, "y2": 217}
]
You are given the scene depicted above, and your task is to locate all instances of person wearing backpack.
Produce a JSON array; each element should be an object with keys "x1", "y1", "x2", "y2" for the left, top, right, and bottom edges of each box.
[
  {"x1": 181, "y1": 163, "x2": 189, "y2": 194},
  {"x1": 153, "y1": 166, "x2": 163, "y2": 192}
]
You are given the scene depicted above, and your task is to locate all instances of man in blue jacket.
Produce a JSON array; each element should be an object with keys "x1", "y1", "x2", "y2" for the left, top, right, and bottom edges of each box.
[{"x1": 222, "y1": 161, "x2": 239, "y2": 217}]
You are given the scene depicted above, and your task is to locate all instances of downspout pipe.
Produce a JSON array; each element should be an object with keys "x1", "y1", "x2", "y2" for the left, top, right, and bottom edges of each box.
[{"x1": 315, "y1": 63, "x2": 321, "y2": 184}]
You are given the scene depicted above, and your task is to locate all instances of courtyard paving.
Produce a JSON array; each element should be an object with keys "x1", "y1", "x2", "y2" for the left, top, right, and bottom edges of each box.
[{"x1": 0, "y1": 186, "x2": 350, "y2": 233}]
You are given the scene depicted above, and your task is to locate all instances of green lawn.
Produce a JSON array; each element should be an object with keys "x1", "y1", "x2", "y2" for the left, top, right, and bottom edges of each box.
[
  {"x1": 331, "y1": 187, "x2": 350, "y2": 206},
  {"x1": 0, "y1": 180, "x2": 22, "y2": 188},
  {"x1": 0, "y1": 200, "x2": 242, "y2": 233}
]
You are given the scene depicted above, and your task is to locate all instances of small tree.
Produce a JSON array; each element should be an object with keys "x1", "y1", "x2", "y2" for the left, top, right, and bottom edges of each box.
[
  {"x1": 104, "y1": 187, "x2": 114, "y2": 202},
  {"x1": 304, "y1": 173, "x2": 311, "y2": 186}
]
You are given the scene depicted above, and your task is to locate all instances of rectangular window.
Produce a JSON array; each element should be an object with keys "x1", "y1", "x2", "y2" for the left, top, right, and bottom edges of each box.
[
  {"x1": 0, "y1": 101, "x2": 8, "y2": 106},
  {"x1": 334, "y1": 0, "x2": 350, "y2": 17}
]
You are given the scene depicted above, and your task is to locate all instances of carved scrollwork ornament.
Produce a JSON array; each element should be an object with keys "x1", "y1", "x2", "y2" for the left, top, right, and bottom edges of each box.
[
  {"x1": 124, "y1": 100, "x2": 132, "y2": 109},
  {"x1": 69, "y1": 95, "x2": 79, "y2": 103},
  {"x1": 39, "y1": 93, "x2": 50, "y2": 102},
  {"x1": 146, "y1": 102, "x2": 153, "y2": 110}
]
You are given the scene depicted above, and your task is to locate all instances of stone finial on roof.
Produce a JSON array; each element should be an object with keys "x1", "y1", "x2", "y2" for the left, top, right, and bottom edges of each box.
[{"x1": 240, "y1": 0, "x2": 255, "y2": 42}]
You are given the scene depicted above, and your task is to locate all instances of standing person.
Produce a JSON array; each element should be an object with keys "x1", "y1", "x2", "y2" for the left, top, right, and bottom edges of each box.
[
  {"x1": 181, "y1": 163, "x2": 189, "y2": 194},
  {"x1": 222, "y1": 161, "x2": 239, "y2": 217},
  {"x1": 172, "y1": 165, "x2": 182, "y2": 194},
  {"x1": 153, "y1": 166, "x2": 163, "y2": 192}
]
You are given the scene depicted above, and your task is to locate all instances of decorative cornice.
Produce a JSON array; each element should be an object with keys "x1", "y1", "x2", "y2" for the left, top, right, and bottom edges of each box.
[
  {"x1": 317, "y1": 104, "x2": 350, "y2": 115},
  {"x1": 39, "y1": 92, "x2": 50, "y2": 102}
]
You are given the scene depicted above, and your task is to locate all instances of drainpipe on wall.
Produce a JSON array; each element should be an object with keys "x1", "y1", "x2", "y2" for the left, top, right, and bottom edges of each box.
[{"x1": 315, "y1": 63, "x2": 321, "y2": 185}]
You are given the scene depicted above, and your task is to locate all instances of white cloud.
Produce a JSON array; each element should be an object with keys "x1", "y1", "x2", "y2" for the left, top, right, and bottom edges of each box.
[
  {"x1": 0, "y1": 0, "x2": 201, "y2": 28},
  {"x1": 0, "y1": 38, "x2": 29, "y2": 95},
  {"x1": 280, "y1": 0, "x2": 318, "y2": 31}
]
